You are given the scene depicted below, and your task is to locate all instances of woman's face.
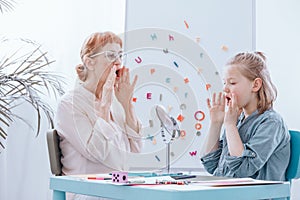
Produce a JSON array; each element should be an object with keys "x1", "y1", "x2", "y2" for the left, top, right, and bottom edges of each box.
[{"x1": 91, "y1": 42, "x2": 122, "y2": 84}]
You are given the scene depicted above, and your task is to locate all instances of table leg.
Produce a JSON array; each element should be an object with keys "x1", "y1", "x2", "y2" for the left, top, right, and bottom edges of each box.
[{"x1": 53, "y1": 190, "x2": 65, "y2": 200}]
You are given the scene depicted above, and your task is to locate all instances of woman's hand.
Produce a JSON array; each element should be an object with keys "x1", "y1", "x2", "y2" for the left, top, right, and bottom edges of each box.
[
  {"x1": 207, "y1": 92, "x2": 225, "y2": 125},
  {"x1": 95, "y1": 66, "x2": 116, "y2": 121},
  {"x1": 115, "y1": 66, "x2": 139, "y2": 132},
  {"x1": 114, "y1": 66, "x2": 137, "y2": 110}
]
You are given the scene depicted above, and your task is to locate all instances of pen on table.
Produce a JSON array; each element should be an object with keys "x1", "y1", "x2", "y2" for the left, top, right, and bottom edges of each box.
[
  {"x1": 87, "y1": 177, "x2": 111, "y2": 180},
  {"x1": 170, "y1": 175, "x2": 197, "y2": 180},
  {"x1": 158, "y1": 172, "x2": 183, "y2": 177},
  {"x1": 128, "y1": 180, "x2": 146, "y2": 184}
]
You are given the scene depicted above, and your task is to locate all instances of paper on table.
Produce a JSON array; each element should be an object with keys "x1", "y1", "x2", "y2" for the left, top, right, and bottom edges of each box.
[{"x1": 189, "y1": 177, "x2": 284, "y2": 187}]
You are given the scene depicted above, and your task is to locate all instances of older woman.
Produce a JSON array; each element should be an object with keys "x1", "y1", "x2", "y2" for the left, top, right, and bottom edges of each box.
[{"x1": 55, "y1": 32, "x2": 142, "y2": 199}]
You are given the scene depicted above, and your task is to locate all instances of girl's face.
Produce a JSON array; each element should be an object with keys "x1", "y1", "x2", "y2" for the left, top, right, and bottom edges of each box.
[{"x1": 223, "y1": 64, "x2": 257, "y2": 110}]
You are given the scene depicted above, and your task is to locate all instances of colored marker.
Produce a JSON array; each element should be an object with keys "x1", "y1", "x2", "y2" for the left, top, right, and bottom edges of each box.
[{"x1": 87, "y1": 177, "x2": 111, "y2": 180}]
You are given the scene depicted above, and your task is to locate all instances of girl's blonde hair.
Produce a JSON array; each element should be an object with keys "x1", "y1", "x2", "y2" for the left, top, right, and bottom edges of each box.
[
  {"x1": 226, "y1": 52, "x2": 277, "y2": 114},
  {"x1": 76, "y1": 32, "x2": 122, "y2": 81}
]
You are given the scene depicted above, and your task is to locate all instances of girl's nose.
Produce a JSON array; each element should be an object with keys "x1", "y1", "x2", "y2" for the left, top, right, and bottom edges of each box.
[{"x1": 223, "y1": 84, "x2": 229, "y2": 93}]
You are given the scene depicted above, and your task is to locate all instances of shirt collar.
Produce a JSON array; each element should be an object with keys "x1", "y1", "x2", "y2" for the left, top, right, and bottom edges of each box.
[{"x1": 75, "y1": 83, "x2": 97, "y2": 103}]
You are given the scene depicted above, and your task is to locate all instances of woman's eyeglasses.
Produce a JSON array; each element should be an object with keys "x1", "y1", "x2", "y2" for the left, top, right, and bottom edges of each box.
[{"x1": 89, "y1": 51, "x2": 126, "y2": 62}]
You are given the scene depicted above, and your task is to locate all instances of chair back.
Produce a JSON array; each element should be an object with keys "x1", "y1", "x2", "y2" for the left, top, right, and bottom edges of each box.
[
  {"x1": 46, "y1": 129, "x2": 62, "y2": 176},
  {"x1": 286, "y1": 130, "x2": 300, "y2": 181}
]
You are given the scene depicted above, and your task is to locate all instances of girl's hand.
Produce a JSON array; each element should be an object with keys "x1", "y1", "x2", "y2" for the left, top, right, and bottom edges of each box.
[
  {"x1": 224, "y1": 93, "x2": 244, "y2": 157},
  {"x1": 202, "y1": 92, "x2": 225, "y2": 154},
  {"x1": 207, "y1": 92, "x2": 225, "y2": 125},
  {"x1": 224, "y1": 93, "x2": 242, "y2": 126},
  {"x1": 114, "y1": 66, "x2": 137, "y2": 110}
]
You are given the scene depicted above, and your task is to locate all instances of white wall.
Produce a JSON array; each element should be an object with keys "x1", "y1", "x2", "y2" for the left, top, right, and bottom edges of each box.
[
  {"x1": 0, "y1": 0, "x2": 299, "y2": 199},
  {"x1": 124, "y1": 0, "x2": 255, "y2": 170},
  {"x1": 256, "y1": 1, "x2": 300, "y2": 199},
  {"x1": 0, "y1": 0, "x2": 125, "y2": 199},
  {"x1": 0, "y1": 0, "x2": 126, "y2": 85},
  {"x1": 256, "y1": 0, "x2": 300, "y2": 131}
]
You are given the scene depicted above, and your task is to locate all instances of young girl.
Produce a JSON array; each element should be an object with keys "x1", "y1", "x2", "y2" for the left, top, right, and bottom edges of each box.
[{"x1": 201, "y1": 52, "x2": 290, "y2": 181}]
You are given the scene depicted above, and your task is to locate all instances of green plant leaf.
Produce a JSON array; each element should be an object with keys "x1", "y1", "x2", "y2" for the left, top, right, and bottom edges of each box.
[{"x1": 0, "y1": 38, "x2": 66, "y2": 152}]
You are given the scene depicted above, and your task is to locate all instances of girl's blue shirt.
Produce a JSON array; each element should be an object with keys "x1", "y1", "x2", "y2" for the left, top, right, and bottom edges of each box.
[{"x1": 201, "y1": 109, "x2": 290, "y2": 181}]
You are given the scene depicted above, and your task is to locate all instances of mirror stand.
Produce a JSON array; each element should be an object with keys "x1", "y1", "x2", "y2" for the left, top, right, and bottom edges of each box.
[
  {"x1": 160, "y1": 122, "x2": 171, "y2": 173},
  {"x1": 156, "y1": 105, "x2": 180, "y2": 174}
]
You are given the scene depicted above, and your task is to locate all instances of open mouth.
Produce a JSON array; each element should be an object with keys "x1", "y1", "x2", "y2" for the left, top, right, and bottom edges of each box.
[
  {"x1": 226, "y1": 96, "x2": 231, "y2": 105},
  {"x1": 116, "y1": 69, "x2": 120, "y2": 77}
]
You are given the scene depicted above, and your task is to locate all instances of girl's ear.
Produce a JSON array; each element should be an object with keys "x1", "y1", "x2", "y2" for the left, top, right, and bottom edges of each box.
[
  {"x1": 252, "y1": 78, "x2": 262, "y2": 92},
  {"x1": 83, "y1": 55, "x2": 95, "y2": 71}
]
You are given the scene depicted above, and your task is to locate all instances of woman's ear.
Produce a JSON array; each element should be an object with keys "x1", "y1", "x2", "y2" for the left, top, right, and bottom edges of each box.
[
  {"x1": 252, "y1": 78, "x2": 262, "y2": 92},
  {"x1": 83, "y1": 55, "x2": 95, "y2": 71}
]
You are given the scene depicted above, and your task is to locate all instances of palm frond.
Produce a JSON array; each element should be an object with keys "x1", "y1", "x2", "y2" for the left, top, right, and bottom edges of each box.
[
  {"x1": 0, "y1": 142, "x2": 4, "y2": 150},
  {"x1": 0, "y1": 38, "x2": 66, "y2": 152},
  {"x1": 0, "y1": 0, "x2": 16, "y2": 13}
]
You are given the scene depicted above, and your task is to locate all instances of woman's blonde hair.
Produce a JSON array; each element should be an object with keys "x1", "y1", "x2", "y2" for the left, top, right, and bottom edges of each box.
[
  {"x1": 226, "y1": 51, "x2": 277, "y2": 114},
  {"x1": 76, "y1": 32, "x2": 122, "y2": 81}
]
